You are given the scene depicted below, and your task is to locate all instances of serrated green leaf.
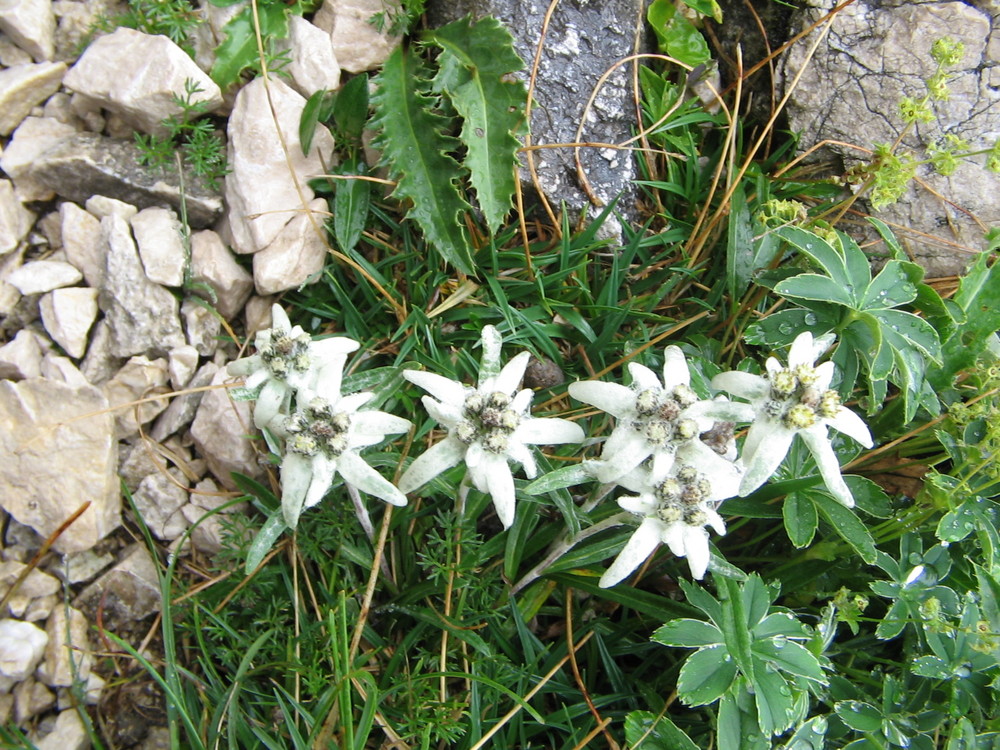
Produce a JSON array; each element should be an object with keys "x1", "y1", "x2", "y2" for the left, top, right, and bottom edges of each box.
[
  {"x1": 245, "y1": 511, "x2": 286, "y2": 574},
  {"x1": 775, "y1": 273, "x2": 857, "y2": 307},
  {"x1": 776, "y1": 227, "x2": 851, "y2": 289},
  {"x1": 624, "y1": 710, "x2": 700, "y2": 750},
  {"x1": 428, "y1": 16, "x2": 525, "y2": 235},
  {"x1": 862, "y1": 260, "x2": 919, "y2": 309},
  {"x1": 744, "y1": 307, "x2": 840, "y2": 348},
  {"x1": 211, "y1": 4, "x2": 291, "y2": 90},
  {"x1": 752, "y1": 639, "x2": 826, "y2": 683},
  {"x1": 677, "y1": 645, "x2": 739, "y2": 705},
  {"x1": 783, "y1": 491, "x2": 818, "y2": 548},
  {"x1": 333, "y1": 157, "x2": 370, "y2": 253},
  {"x1": 751, "y1": 657, "x2": 796, "y2": 735},
  {"x1": 836, "y1": 701, "x2": 883, "y2": 733},
  {"x1": 653, "y1": 618, "x2": 723, "y2": 648},
  {"x1": 370, "y1": 46, "x2": 476, "y2": 275},
  {"x1": 813, "y1": 492, "x2": 877, "y2": 563}
]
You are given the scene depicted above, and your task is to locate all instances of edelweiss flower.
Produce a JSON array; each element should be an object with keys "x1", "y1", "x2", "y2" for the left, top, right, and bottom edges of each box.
[
  {"x1": 277, "y1": 387, "x2": 412, "y2": 528},
  {"x1": 227, "y1": 304, "x2": 360, "y2": 429},
  {"x1": 600, "y1": 457, "x2": 742, "y2": 586},
  {"x1": 398, "y1": 326, "x2": 584, "y2": 529},
  {"x1": 710, "y1": 331, "x2": 873, "y2": 507},
  {"x1": 569, "y1": 346, "x2": 754, "y2": 482}
]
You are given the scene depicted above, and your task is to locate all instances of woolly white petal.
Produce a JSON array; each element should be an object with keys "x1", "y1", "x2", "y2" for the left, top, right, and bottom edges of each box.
[
  {"x1": 351, "y1": 410, "x2": 411, "y2": 439},
  {"x1": 228, "y1": 354, "x2": 263, "y2": 378},
  {"x1": 593, "y1": 432, "x2": 651, "y2": 482},
  {"x1": 678, "y1": 441, "x2": 743, "y2": 501},
  {"x1": 254, "y1": 380, "x2": 289, "y2": 429},
  {"x1": 649, "y1": 449, "x2": 678, "y2": 478},
  {"x1": 685, "y1": 397, "x2": 757, "y2": 425},
  {"x1": 600, "y1": 518, "x2": 662, "y2": 588},
  {"x1": 712, "y1": 371, "x2": 770, "y2": 400},
  {"x1": 514, "y1": 417, "x2": 585, "y2": 446},
  {"x1": 800, "y1": 428, "x2": 855, "y2": 507},
  {"x1": 337, "y1": 451, "x2": 408, "y2": 506},
  {"x1": 814, "y1": 361, "x2": 835, "y2": 391},
  {"x1": 787, "y1": 331, "x2": 817, "y2": 369},
  {"x1": 507, "y1": 440, "x2": 538, "y2": 478},
  {"x1": 739, "y1": 425, "x2": 795, "y2": 496},
  {"x1": 618, "y1": 493, "x2": 657, "y2": 515},
  {"x1": 568, "y1": 380, "x2": 636, "y2": 418},
  {"x1": 304, "y1": 455, "x2": 337, "y2": 509},
  {"x1": 398, "y1": 437, "x2": 467, "y2": 493},
  {"x1": 703, "y1": 507, "x2": 727, "y2": 537},
  {"x1": 280, "y1": 453, "x2": 312, "y2": 528},
  {"x1": 337, "y1": 391, "x2": 374, "y2": 414},
  {"x1": 423, "y1": 396, "x2": 464, "y2": 428},
  {"x1": 679, "y1": 525, "x2": 712, "y2": 579},
  {"x1": 827, "y1": 407, "x2": 874, "y2": 448},
  {"x1": 405, "y1": 370, "x2": 468, "y2": 405},
  {"x1": 483, "y1": 454, "x2": 517, "y2": 528},
  {"x1": 270, "y1": 304, "x2": 291, "y2": 331},
  {"x1": 661, "y1": 346, "x2": 691, "y2": 392},
  {"x1": 627, "y1": 362, "x2": 662, "y2": 392},
  {"x1": 312, "y1": 336, "x2": 361, "y2": 361},
  {"x1": 511, "y1": 388, "x2": 534, "y2": 414},
  {"x1": 479, "y1": 325, "x2": 504, "y2": 381},
  {"x1": 490, "y1": 351, "x2": 531, "y2": 395},
  {"x1": 466, "y1": 441, "x2": 485, "y2": 471}
]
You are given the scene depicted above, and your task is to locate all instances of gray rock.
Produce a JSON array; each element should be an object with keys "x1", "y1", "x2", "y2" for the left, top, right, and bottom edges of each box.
[
  {"x1": 252, "y1": 198, "x2": 329, "y2": 294},
  {"x1": 64, "y1": 28, "x2": 222, "y2": 134},
  {"x1": 60, "y1": 201, "x2": 104, "y2": 288},
  {"x1": 280, "y1": 14, "x2": 341, "y2": 97},
  {"x1": 132, "y1": 471, "x2": 190, "y2": 540},
  {"x1": 86, "y1": 193, "x2": 137, "y2": 222},
  {"x1": 0, "y1": 61, "x2": 65, "y2": 135},
  {"x1": 38, "y1": 605, "x2": 92, "y2": 687},
  {"x1": 0, "y1": 378, "x2": 120, "y2": 553},
  {"x1": 167, "y1": 343, "x2": 199, "y2": 390},
  {"x1": 0, "y1": 0, "x2": 56, "y2": 61},
  {"x1": 78, "y1": 318, "x2": 121, "y2": 385},
  {"x1": 14, "y1": 677, "x2": 55, "y2": 722},
  {"x1": 75, "y1": 544, "x2": 162, "y2": 630},
  {"x1": 149, "y1": 360, "x2": 218, "y2": 441},
  {"x1": 131, "y1": 206, "x2": 187, "y2": 287},
  {"x1": 102, "y1": 355, "x2": 171, "y2": 439},
  {"x1": 99, "y1": 214, "x2": 185, "y2": 358},
  {"x1": 0, "y1": 116, "x2": 76, "y2": 201},
  {"x1": 190, "y1": 367, "x2": 263, "y2": 489},
  {"x1": 31, "y1": 132, "x2": 223, "y2": 228},
  {"x1": 181, "y1": 297, "x2": 221, "y2": 356},
  {"x1": 34, "y1": 708, "x2": 88, "y2": 750},
  {"x1": 779, "y1": 0, "x2": 999, "y2": 275},
  {"x1": 0, "y1": 329, "x2": 43, "y2": 380},
  {"x1": 40, "y1": 352, "x2": 90, "y2": 387},
  {"x1": 224, "y1": 76, "x2": 335, "y2": 254},
  {"x1": 0, "y1": 561, "x2": 60, "y2": 619},
  {"x1": 7, "y1": 259, "x2": 82, "y2": 295},
  {"x1": 313, "y1": 0, "x2": 401, "y2": 73},
  {"x1": 189, "y1": 228, "x2": 253, "y2": 319},
  {"x1": 427, "y1": 0, "x2": 646, "y2": 224},
  {"x1": 0, "y1": 179, "x2": 34, "y2": 257},
  {"x1": 38, "y1": 286, "x2": 98, "y2": 358}
]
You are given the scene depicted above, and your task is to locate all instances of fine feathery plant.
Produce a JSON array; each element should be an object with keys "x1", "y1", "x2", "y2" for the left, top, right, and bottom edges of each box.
[{"x1": 70, "y1": 8, "x2": 1000, "y2": 750}]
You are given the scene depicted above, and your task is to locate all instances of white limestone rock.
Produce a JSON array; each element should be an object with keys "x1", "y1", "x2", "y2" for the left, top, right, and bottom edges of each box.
[
  {"x1": 190, "y1": 367, "x2": 263, "y2": 489},
  {"x1": 78, "y1": 318, "x2": 121, "y2": 386},
  {"x1": 38, "y1": 605, "x2": 91, "y2": 687},
  {"x1": 0, "y1": 378, "x2": 120, "y2": 553},
  {"x1": 181, "y1": 297, "x2": 221, "y2": 356},
  {"x1": 7, "y1": 259, "x2": 82, "y2": 295},
  {"x1": 85, "y1": 194, "x2": 137, "y2": 222},
  {"x1": 40, "y1": 353, "x2": 89, "y2": 387},
  {"x1": 0, "y1": 61, "x2": 65, "y2": 135},
  {"x1": 244, "y1": 294, "x2": 275, "y2": 335},
  {"x1": 63, "y1": 27, "x2": 223, "y2": 135},
  {"x1": 168, "y1": 343, "x2": 199, "y2": 391},
  {"x1": 0, "y1": 116, "x2": 75, "y2": 201},
  {"x1": 0, "y1": 619, "x2": 48, "y2": 690},
  {"x1": 149, "y1": 360, "x2": 218, "y2": 442},
  {"x1": 280, "y1": 15, "x2": 341, "y2": 97},
  {"x1": 131, "y1": 206, "x2": 187, "y2": 287},
  {"x1": 34, "y1": 708, "x2": 88, "y2": 750},
  {"x1": 0, "y1": 35, "x2": 32, "y2": 66},
  {"x1": 224, "y1": 76, "x2": 335, "y2": 254},
  {"x1": 99, "y1": 214, "x2": 185, "y2": 357},
  {"x1": 0, "y1": 0, "x2": 56, "y2": 61},
  {"x1": 132, "y1": 471, "x2": 190, "y2": 540},
  {"x1": 14, "y1": 677, "x2": 55, "y2": 722},
  {"x1": 60, "y1": 202, "x2": 103, "y2": 288},
  {"x1": 189, "y1": 228, "x2": 253, "y2": 319},
  {"x1": 102, "y1": 355, "x2": 170, "y2": 439},
  {"x1": 314, "y1": 0, "x2": 402, "y2": 73},
  {"x1": 38, "y1": 287, "x2": 98, "y2": 358},
  {"x1": 0, "y1": 178, "x2": 34, "y2": 257},
  {"x1": 253, "y1": 197, "x2": 329, "y2": 294},
  {"x1": 0, "y1": 561, "x2": 60, "y2": 620},
  {"x1": 0, "y1": 329, "x2": 43, "y2": 380}
]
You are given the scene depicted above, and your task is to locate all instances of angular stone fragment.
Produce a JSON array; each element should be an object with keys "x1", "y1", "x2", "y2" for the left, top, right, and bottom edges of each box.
[
  {"x1": 0, "y1": 61, "x2": 65, "y2": 135},
  {"x1": 99, "y1": 214, "x2": 185, "y2": 358},
  {"x1": 131, "y1": 206, "x2": 187, "y2": 287},
  {"x1": 0, "y1": 619, "x2": 48, "y2": 689},
  {"x1": 60, "y1": 202, "x2": 104, "y2": 288},
  {"x1": 7, "y1": 259, "x2": 82, "y2": 295},
  {"x1": 149, "y1": 361, "x2": 218, "y2": 441},
  {"x1": 76, "y1": 544, "x2": 162, "y2": 630},
  {"x1": 224, "y1": 76, "x2": 334, "y2": 254},
  {"x1": 63, "y1": 27, "x2": 223, "y2": 135},
  {"x1": 0, "y1": 0, "x2": 56, "y2": 61},
  {"x1": 102, "y1": 355, "x2": 170, "y2": 439},
  {"x1": 0, "y1": 329, "x2": 43, "y2": 380},
  {"x1": 14, "y1": 677, "x2": 55, "y2": 722},
  {"x1": 0, "y1": 561, "x2": 60, "y2": 619},
  {"x1": 181, "y1": 297, "x2": 221, "y2": 356},
  {"x1": 189, "y1": 229, "x2": 253, "y2": 319},
  {"x1": 167, "y1": 344, "x2": 199, "y2": 391},
  {"x1": 314, "y1": 0, "x2": 401, "y2": 73},
  {"x1": 32, "y1": 133, "x2": 223, "y2": 228},
  {"x1": 38, "y1": 287, "x2": 98, "y2": 359},
  {"x1": 86, "y1": 194, "x2": 137, "y2": 222},
  {"x1": 34, "y1": 708, "x2": 88, "y2": 750},
  {"x1": 40, "y1": 353, "x2": 90, "y2": 387},
  {"x1": 132, "y1": 471, "x2": 189, "y2": 540},
  {"x1": 0, "y1": 378, "x2": 120, "y2": 553},
  {"x1": 0, "y1": 179, "x2": 33, "y2": 257},
  {"x1": 190, "y1": 368, "x2": 263, "y2": 488},
  {"x1": 0, "y1": 117, "x2": 76, "y2": 201},
  {"x1": 280, "y1": 15, "x2": 341, "y2": 97},
  {"x1": 38, "y1": 605, "x2": 91, "y2": 687},
  {"x1": 78, "y1": 318, "x2": 121, "y2": 386},
  {"x1": 253, "y1": 198, "x2": 329, "y2": 294}
]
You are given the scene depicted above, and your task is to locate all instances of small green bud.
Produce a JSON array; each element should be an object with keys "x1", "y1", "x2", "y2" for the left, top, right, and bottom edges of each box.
[
  {"x1": 771, "y1": 369, "x2": 797, "y2": 397},
  {"x1": 930, "y1": 37, "x2": 964, "y2": 68},
  {"x1": 784, "y1": 403, "x2": 818, "y2": 429},
  {"x1": 899, "y1": 97, "x2": 934, "y2": 125}
]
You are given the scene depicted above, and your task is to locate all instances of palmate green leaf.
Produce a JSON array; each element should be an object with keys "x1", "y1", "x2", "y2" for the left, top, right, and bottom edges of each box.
[
  {"x1": 370, "y1": 46, "x2": 476, "y2": 275},
  {"x1": 428, "y1": 16, "x2": 526, "y2": 235},
  {"x1": 624, "y1": 710, "x2": 700, "y2": 750},
  {"x1": 677, "y1": 644, "x2": 739, "y2": 705},
  {"x1": 750, "y1": 657, "x2": 797, "y2": 736},
  {"x1": 752, "y1": 639, "x2": 826, "y2": 683},
  {"x1": 774, "y1": 273, "x2": 857, "y2": 306},
  {"x1": 744, "y1": 306, "x2": 840, "y2": 348},
  {"x1": 861, "y1": 259, "x2": 921, "y2": 309},
  {"x1": 652, "y1": 618, "x2": 723, "y2": 648},
  {"x1": 775, "y1": 227, "x2": 852, "y2": 289},
  {"x1": 718, "y1": 690, "x2": 770, "y2": 750}
]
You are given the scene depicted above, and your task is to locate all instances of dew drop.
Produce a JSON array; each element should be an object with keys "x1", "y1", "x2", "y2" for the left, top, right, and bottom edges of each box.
[
  {"x1": 778, "y1": 684, "x2": 792, "y2": 696},
  {"x1": 779, "y1": 323, "x2": 794, "y2": 335},
  {"x1": 813, "y1": 717, "x2": 828, "y2": 733},
  {"x1": 804, "y1": 312, "x2": 818, "y2": 325}
]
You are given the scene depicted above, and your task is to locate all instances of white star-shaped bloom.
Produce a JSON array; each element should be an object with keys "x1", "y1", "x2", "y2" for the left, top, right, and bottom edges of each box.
[
  {"x1": 276, "y1": 385, "x2": 412, "y2": 528},
  {"x1": 599, "y1": 457, "x2": 742, "y2": 587},
  {"x1": 709, "y1": 331, "x2": 873, "y2": 507},
  {"x1": 398, "y1": 326, "x2": 584, "y2": 529},
  {"x1": 569, "y1": 346, "x2": 754, "y2": 482},
  {"x1": 227, "y1": 304, "x2": 360, "y2": 429}
]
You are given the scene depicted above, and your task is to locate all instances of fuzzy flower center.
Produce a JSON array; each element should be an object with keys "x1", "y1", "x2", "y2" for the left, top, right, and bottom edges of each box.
[
  {"x1": 653, "y1": 464, "x2": 714, "y2": 526},
  {"x1": 632, "y1": 383, "x2": 698, "y2": 449},
  {"x1": 286, "y1": 397, "x2": 352, "y2": 458},
  {"x1": 457, "y1": 390, "x2": 523, "y2": 454},
  {"x1": 766, "y1": 366, "x2": 841, "y2": 430},
  {"x1": 258, "y1": 327, "x2": 313, "y2": 380}
]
